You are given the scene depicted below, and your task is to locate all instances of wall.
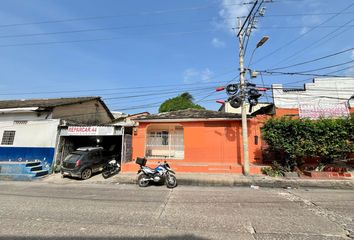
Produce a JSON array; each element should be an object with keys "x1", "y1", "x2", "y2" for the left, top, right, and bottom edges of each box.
[
  {"x1": 52, "y1": 100, "x2": 112, "y2": 124},
  {"x1": 273, "y1": 77, "x2": 354, "y2": 109},
  {"x1": 0, "y1": 111, "x2": 51, "y2": 121},
  {"x1": 0, "y1": 119, "x2": 60, "y2": 171},
  {"x1": 221, "y1": 102, "x2": 271, "y2": 114},
  {"x1": 132, "y1": 119, "x2": 263, "y2": 172}
]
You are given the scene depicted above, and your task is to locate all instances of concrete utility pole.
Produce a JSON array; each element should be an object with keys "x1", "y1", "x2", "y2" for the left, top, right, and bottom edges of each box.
[{"x1": 238, "y1": 19, "x2": 250, "y2": 176}]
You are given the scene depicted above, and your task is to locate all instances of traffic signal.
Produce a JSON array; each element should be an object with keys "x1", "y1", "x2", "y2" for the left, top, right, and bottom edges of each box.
[
  {"x1": 228, "y1": 95, "x2": 242, "y2": 108},
  {"x1": 226, "y1": 84, "x2": 238, "y2": 95},
  {"x1": 248, "y1": 88, "x2": 262, "y2": 106}
]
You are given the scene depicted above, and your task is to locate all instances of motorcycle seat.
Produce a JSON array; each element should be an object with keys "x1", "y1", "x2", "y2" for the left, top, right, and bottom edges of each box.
[{"x1": 142, "y1": 166, "x2": 157, "y2": 174}]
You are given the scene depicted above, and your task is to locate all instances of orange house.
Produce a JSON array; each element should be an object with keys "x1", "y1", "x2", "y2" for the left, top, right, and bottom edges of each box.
[{"x1": 122, "y1": 109, "x2": 266, "y2": 174}]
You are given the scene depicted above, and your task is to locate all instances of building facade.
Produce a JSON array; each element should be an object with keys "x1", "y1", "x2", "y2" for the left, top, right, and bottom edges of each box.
[
  {"x1": 0, "y1": 97, "x2": 120, "y2": 179},
  {"x1": 123, "y1": 109, "x2": 266, "y2": 174},
  {"x1": 272, "y1": 77, "x2": 354, "y2": 118}
]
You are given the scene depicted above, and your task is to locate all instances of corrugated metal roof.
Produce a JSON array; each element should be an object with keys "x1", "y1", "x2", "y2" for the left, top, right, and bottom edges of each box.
[{"x1": 0, "y1": 97, "x2": 100, "y2": 109}]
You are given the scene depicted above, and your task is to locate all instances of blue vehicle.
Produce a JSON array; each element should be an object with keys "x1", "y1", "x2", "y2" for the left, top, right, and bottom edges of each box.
[{"x1": 135, "y1": 157, "x2": 177, "y2": 188}]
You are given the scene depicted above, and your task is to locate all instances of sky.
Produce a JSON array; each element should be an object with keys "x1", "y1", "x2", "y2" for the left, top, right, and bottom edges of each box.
[{"x1": 0, "y1": 0, "x2": 353, "y2": 114}]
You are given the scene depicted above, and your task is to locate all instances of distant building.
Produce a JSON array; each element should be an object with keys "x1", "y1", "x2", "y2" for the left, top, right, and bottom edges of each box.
[
  {"x1": 0, "y1": 97, "x2": 130, "y2": 180},
  {"x1": 272, "y1": 77, "x2": 354, "y2": 118}
]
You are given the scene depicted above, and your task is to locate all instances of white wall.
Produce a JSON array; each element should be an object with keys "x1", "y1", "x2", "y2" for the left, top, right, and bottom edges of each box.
[
  {"x1": 272, "y1": 77, "x2": 354, "y2": 109},
  {"x1": 0, "y1": 119, "x2": 60, "y2": 148},
  {"x1": 222, "y1": 102, "x2": 271, "y2": 114},
  {"x1": 0, "y1": 109, "x2": 52, "y2": 121}
]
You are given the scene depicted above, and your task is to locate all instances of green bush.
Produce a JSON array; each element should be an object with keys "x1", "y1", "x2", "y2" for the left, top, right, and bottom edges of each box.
[
  {"x1": 261, "y1": 114, "x2": 354, "y2": 169},
  {"x1": 261, "y1": 166, "x2": 283, "y2": 177}
]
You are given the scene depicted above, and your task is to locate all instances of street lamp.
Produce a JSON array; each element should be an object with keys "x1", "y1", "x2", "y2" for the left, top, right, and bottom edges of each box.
[
  {"x1": 248, "y1": 36, "x2": 269, "y2": 72},
  {"x1": 256, "y1": 36, "x2": 269, "y2": 48},
  {"x1": 239, "y1": 35, "x2": 269, "y2": 176}
]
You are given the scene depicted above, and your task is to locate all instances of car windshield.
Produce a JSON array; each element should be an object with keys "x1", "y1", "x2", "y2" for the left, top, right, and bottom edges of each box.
[{"x1": 64, "y1": 153, "x2": 83, "y2": 163}]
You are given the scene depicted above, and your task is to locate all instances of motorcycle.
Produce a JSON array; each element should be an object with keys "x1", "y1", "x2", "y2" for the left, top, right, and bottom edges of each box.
[
  {"x1": 102, "y1": 159, "x2": 121, "y2": 179},
  {"x1": 135, "y1": 157, "x2": 177, "y2": 188}
]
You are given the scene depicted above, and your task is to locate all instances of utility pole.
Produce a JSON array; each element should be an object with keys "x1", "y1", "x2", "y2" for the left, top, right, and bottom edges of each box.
[{"x1": 238, "y1": 18, "x2": 250, "y2": 175}]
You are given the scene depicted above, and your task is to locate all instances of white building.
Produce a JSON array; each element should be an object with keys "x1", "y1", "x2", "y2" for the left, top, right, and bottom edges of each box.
[
  {"x1": 0, "y1": 97, "x2": 119, "y2": 179},
  {"x1": 272, "y1": 77, "x2": 354, "y2": 118}
]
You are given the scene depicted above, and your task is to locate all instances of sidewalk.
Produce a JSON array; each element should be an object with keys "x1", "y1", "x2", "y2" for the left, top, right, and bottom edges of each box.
[{"x1": 41, "y1": 172, "x2": 354, "y2": 190}]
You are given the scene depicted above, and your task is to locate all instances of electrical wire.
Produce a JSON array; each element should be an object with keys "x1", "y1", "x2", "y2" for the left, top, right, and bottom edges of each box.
[
  {"x1": 270, "y1": 17, "x2": 354, "y2": 68},
  {"x1": 263, "y1": 11, "x2": 354, "y2": 17},
  {"x1": 251, "y1": 2, "x2": 354, "y2": 67},
  {"x1": 0, "y1": 29, "x2": 219, "y2": 48},
  {"x1": 0, "y1": 2, "x2": 252, "y2": 29},
  {"x1": 257, "y1": 70, "x2": 352, "y2": 78},
  {"x1": 0, "y1": 68, "x2": 236, "y2": 97},
  {"x1": 268, "y1": 47, "x2": 354, "y2": 71},
  {"x1": 280, "y1": 65, "x2": 354, "y2": 85}
]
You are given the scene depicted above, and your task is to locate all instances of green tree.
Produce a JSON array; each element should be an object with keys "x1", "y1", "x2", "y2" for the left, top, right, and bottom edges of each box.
[{"x1": 158, "y1": 92, "x2": 205, "y2": 113}]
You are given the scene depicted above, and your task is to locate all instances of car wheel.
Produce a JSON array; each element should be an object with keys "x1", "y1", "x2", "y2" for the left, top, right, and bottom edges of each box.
[{"x1": 81, "y1": 168, "x2": 92, "y2": 180}]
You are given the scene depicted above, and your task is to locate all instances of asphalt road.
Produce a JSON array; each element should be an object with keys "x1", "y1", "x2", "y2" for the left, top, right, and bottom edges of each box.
[{"x1": 0, "y1": 181, "x2": 353, "y2": 240}]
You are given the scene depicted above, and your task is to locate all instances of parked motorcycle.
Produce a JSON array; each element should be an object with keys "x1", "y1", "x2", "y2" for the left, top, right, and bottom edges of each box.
[
  {"x1": 102, "y1": 159, "x2": 121, "y2": 179},
  {"x1": 135, "y1": 157, "x2": 177, "y2": 188}
]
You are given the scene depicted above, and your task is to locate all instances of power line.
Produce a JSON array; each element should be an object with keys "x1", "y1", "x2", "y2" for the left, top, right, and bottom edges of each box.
[
  {"x1": 0, "y1": 29, "x2": 219, "y2": 48},
  {"x1": 261, "y1": 60, "x2": 354, "y2": 77},
  {"x1": 0, "y1": 68, "x2": 236, "y2": 97},
  {"x1": 251, "y1": 2, "x2": 354, "y2": 67},
  {"x1": 257, "y1": 70, "x2": 352, "y2": 78},
  {"x1": 0, "y1": 2, "x2": 253, "y2": 29},
  {"x1": 195, "y1": 76, "x2": 239, "y2": 103},
  {"x1": 259, "y1": 24, "x2": 354, "y2": 29},
  {"x1": 263, "y1": 11, "x2": 354, "y2": 17},
  {"x1": 0, "y1": 15, "x2": 244, "y2": 40},
  {"x1": 269, "y1": 47, "x2": 354, "y2": 71},
  {"x1": 270, "y1": 17, "x2": 354, "y2": 67},
  {"x1": 6, "y1": 15, "x2": 347, "y2": 40},
  {"x1": 297, "y1": 60, "x2": 354, "y2": 73},
  {"x1": 43, "y1": 96, "x2": 223, "y2": 119}
]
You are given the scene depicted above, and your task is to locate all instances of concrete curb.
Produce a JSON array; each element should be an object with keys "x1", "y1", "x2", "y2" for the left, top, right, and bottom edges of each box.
[
  {"x1": 37, "y1": 173, "x2": 354, "y2": 190},
  {"x1": 111, "y1": 174, "x2": 354, "y2": 190}
]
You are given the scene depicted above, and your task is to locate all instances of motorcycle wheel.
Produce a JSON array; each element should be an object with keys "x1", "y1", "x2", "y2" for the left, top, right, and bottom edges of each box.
[
  {"x1": 138, "y1": 174, "x2": 149, "y2": 187},
  {"x1": 166, "y1": 174, "x2": 177, "y2": 188},
  {"x1": 102, "y1": 170, "x2": 111, "y2": 179}
]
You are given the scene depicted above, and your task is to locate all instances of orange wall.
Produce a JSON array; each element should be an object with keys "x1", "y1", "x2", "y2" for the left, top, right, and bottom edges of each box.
[
  {"x1": 275, "y1": 108, "x2": 299, "y2": 118},
  {"x1": 275, "y1": 107, "x2": 354, "y2": 117},
  {"x1": 132, "y1": 120, "x2": 264, "y2": 166}
]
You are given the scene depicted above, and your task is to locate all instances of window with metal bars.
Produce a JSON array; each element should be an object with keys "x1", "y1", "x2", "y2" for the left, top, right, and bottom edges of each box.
[
  {"x1": 145, "y1": 127, "x2": 184, "y2": 159},
  {"x1": 1, "y1": 131, "x2": 16, "y2": 145}
]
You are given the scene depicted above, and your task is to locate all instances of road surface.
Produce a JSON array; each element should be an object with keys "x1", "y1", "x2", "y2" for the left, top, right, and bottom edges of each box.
[{"x1": 0, "y1": 181, "x2": 353, "y2": 239}]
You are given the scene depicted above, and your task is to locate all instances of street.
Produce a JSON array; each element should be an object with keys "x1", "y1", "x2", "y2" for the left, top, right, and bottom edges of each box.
[{"x1": 0, "y1": 181, "x2": 353, "y2": 240}]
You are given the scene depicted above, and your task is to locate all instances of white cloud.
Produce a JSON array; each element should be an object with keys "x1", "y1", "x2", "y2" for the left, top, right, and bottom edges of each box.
[
  {"x1": 211, "y1": 38, "x2": 226, "y2": 48},
  {"x1": 183, "y1": 68, "x2": 214, "y2": 84},
  {"x1": 217, "y1": 0, "x2": 250, "y2": 32},
  {"x1": 299, "y1": 15, "x2": 322, "y2": 35},
  {"x1": 351, "y1": 50, "x2": 354, "y2": 60}
]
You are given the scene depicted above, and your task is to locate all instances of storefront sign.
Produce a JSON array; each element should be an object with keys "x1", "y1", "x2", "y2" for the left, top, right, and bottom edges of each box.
[
  {"x1": 299, "y1": 102, "x2": 349, "y2": 120},
  {"x1": 64, "y1": 126, "x2": 116, "y2": 136}
]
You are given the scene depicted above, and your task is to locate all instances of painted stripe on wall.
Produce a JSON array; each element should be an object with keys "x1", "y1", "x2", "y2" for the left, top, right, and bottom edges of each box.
[{"x1": 0, "y1": 147, "x2": 55, "y2": 171}]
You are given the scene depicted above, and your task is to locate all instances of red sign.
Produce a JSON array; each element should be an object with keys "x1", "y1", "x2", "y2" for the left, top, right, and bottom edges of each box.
[{"x1": 68, "y1": 126, "x2": 98, "y2": 134}]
